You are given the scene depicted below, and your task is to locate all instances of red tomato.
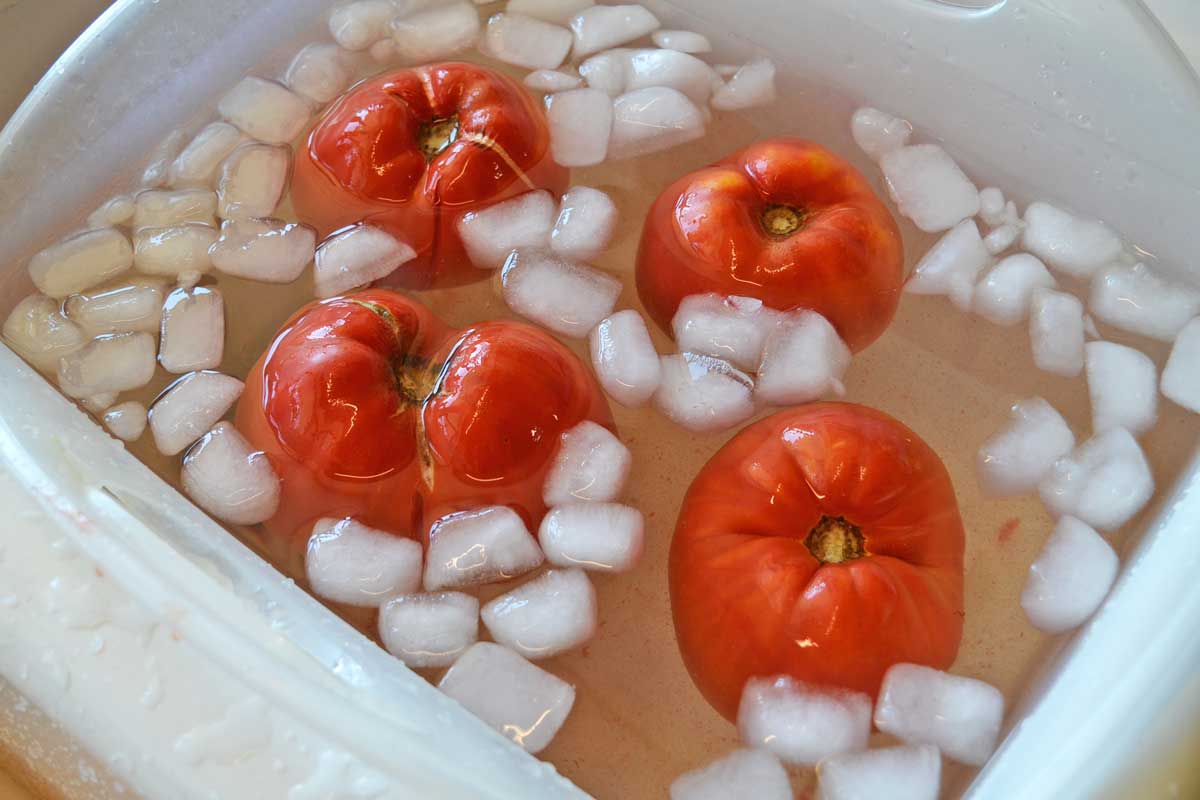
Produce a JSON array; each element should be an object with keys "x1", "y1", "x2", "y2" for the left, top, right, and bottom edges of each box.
[
  {"x1": 236, "y1": 290, "x2": 612, "y2": 551},
  {"x1": 293, "y1": 62, "x2": 568, "y2": 289},
  {"x1": 636, "y1": 138, "x2": 904, "y2": 352},
  {"x1": 670, "y1": 403, "x2": 965, "y2": 721}
]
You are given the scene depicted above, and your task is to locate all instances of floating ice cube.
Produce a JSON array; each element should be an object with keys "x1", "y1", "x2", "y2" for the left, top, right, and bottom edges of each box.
[
  {"x1": 654, "y1": 353, "x2": 756, "y2": 433},
  {"x1": 87, "y1": 194, "x2": 136, "y2": 229},
  {"x1": 817, "y1": 745, "x2": 942, "y2": 800},
  {"x1": 589, "y1": 309, "x2": 662, "y2": 407},
  {"x1": 755, "y1": 310, "x2": 851, "y2": 406},
  {"x1": 651, "y1": 29, "x2": 711, "y2": 53},
  {"x1": 102, "y1": 401, "x2": 148, "y2": 443},
  {"x1": 1020, "y1": 515, "x2": 1118, "y2": 634},
  {"x1": 482, "y1": 568, "x2": 597, "y2": 659},
  {"x1": 672, "y1": 293, "x2": 781, "y2": 372},
  {"x1": 133, "y1": 189, "x2": 218, "y2": 231},
  {"x1": 484, "y1": 13, "x2": 573, "y2": 70},
  {"x1": 133, "y1": 224, "x2": 218, "y2": 278},
  {"x1": 141, "y1": 130, "x2": 186, "y2": 189},
  {"x1": 2, "y1": 295, "x2": 86, "y2": 372},
  {"x1": 550, "y1": 186, "x2": 617, "y2": 262},
  {"x1": 329, "y1": 0, "x2": 398, "y2": 50},
  {"x1": 500, "y1": 248, "x2": 622, "y2": 338},
  {"x1": 524, "y1": 68, "x2": 582, "y2": 92},
  {"x1": 218, "y1": 77, "x2": 310, "y2": 145},
  {"x1": 57, "y1": 333, "x2": 157, "y2": 399},
  {"x1": 850, "y1": 107, "x2": 913, "y2": 160},
  {"x1": 547, "y1": 88, "x2": 614, "y2": 167},
  {"x1": 368, "y1": 36, "x2": 400, "y2": 64},
  {"x1": 874, "y1": 664, "x2": 1004, "y2": 767},
  {"x1": 669, "y1": 749, "x2": 791, "y2": 800},
  {"x1": 1085, "y1": 341, "x2": 1157, "y2": 436},
  {"x1": 313, "y1": 225, "x2": 416, "y2": 298},
  {"x1": 568, "y1": 4, "x2": 659, "y2": 58},
  {"x1": 217, "y1": 144, "x2": 290, "y2": 220},
  {"x1": 1162, "y1": 318, "x2": 1200, "y2": 414},
  {"x1": 28, "y1": 228, "x2": 134, "y2": 298},
  {"x1": 977, "y1": 397, "x2": 1075, "y2": 498},
  {"x1": 578, "y1": 48, "x2": 632, "y2": 96},
  {"x1": 978, "y1": 187, "x2": 1006, "y2": 228},
  {"x1": 285, "y1": 44, "x2": 351, "y2": 105},
  {"x1": 159, "y1": 287, "x2": 224, "y2": 373},
  {"x1": 904, "y1": 219, "x2": 990, "y2": 311},
  {"x1": 1039, "y1": 427, "x2": 1155, "y2": 532},
  {"x1": 971, "y1": 253, "x2": 1056, "y2": 327},
  {"x1": 543, "y1": 420, "x2": 631, "y2": 506},
  {"x1": 181, "y1": 422, "x2": 280, "y2": 526},
  {"x1": 379, "y1": 591, "x2": 479, "y2": 668},
  {"x1": 169, "y1": 123, "x2": 245, "y2": 188},
  {"x1": 209, "y1": 218, "x2": 316, "y2": 283},
  {"x1": 710, "y1": 58, "x2": 776, "y2": 111},
  {"x1": 1028, "y1": 288, "x2": 1085, "y2": 377},
  {"x1": 507, "y1": 0, "x2": 594, "y2": 24},
  {"x1": 149, "y1": 371, "x2": 245, "y2": 456},
  {"x1": 737, "y1": 675, "x2": 871, "y2": 766},
  {"x1": 538, "y1": 502, "x2": 644, "y2": 572},
  {"x1": 1022, "y1": 201, "x2": 1122, "y2": 278},
  {"x1": 609, "y1": 87, "x2": 705, "y2": 160},
  {"x1": 65, "y1": 279, "x2": 165, "y2": 336},
  {"x1": 1088, "y1": 262, "x2": 1200, "y2": 342},
  {"x1": 392, "y1": 3, "x2": 481, "y2": 62},
  {"x1": 880, "y1": 144, "x2": 981, "y2": 233},
  {"x1": 306, "y1": 518, "x2": 422, "y2": 607},
  {"x1": 458, "y1": 190, "x2": 557, "y2": 270},
  {"x1": 424, "y1": 507, "x2": 544, "y2": 590},
  {"x1": 438, "y1": 642, "x2": 574, "y2": 754},
  {"x1": 626, "y1": 49, "x2": 721, "y2": 106},
  {"x1": 82, "y1": 392, "x2": 119, "y2": 415},
  {"x1": 983, "y1": 223, "x2": 1020, "y2": 256}
]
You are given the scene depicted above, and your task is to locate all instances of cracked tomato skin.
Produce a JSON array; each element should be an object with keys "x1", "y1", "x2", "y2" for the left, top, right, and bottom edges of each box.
[
  {"x1": 236, "y1": 290, "x2": 612, "y2": 549},
  {"x1": 636, "y1": 138, "x2": 904, "y2": 352},
  {"x1": 670, "y1": 403, "x2": 965, "y2": 721},
  {"x1": 293, "y1": 62, "x2": 567, "y2": 289}
]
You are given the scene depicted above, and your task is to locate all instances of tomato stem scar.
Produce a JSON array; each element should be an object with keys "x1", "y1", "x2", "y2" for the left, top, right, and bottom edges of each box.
[
  {"x1": 805, "y1": 515, "x2": 866, "y2": 564},
  {"x1": 418, "y1": 116, "x2": 460, "y2": 161},
  {"x1": 761, "y1": 204, "x2": 805, "y2": 238}
]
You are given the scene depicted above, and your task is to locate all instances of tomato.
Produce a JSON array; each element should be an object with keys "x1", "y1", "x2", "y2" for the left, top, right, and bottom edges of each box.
[
  {"x1": 669, "y1": 403, "x2": 965, "y2": 721},
  {"x1": 636, "y1": 138, "x2": 904, "y2": 352},
  {"x1": 236, "y1": 290, "x2": 612, "y2": 551},
  {"x1": 293, "y1": 62, "x2": 568, "y2": 289}
]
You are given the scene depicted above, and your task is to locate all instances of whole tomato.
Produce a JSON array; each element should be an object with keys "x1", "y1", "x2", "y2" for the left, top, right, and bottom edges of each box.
[
  {"x1": 670, "y1": 403, "x2": 965, "y2": 721},
  {"x1": 236, "y1": 290, "x2": 612, "y2": 549},
  {"x1": 293, "y1": 62, "x2": 567, "y2": 289},
  {"x1": 636, "y1": 138, "x2": 904, "y2": 352}
]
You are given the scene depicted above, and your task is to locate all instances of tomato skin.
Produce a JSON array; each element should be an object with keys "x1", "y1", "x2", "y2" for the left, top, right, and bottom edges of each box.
[
  {"x1": 293, "y1": 62, "x2": 568, "y2": 289},
  {"x1": 669, "y1": 403, "x2": 965, "y2": 721},
  {"x1": 636, "y1": 138, "x2": 904, "y2": 352}
]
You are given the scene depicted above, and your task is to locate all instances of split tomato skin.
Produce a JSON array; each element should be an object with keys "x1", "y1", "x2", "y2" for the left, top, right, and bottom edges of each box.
[
  {"x1": 636, "y1": 138, "x2": 904, "y2": 352},
  {"x1": 669, "y1": 403, "x2": 965, "y2": 721}
]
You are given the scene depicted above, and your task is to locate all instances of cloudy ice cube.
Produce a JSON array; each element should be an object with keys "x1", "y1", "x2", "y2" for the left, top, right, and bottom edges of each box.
[
  {"x1": 669, "y1": 749, "x2": 791, "y2": 800},
  {"x1": 983, "y1": 223, "x2": 1020, "y2": 256},
  {"x1": 538, "y1": 502, "x2": 644, "y2": 573},
  {"x1": 904, "y1": 219, "x2": 991, "y2": 311},
  {"x1": 547, "y1": 88, "x2": 614, "y2": 167},
  {"x1": 1162, "y1": 317, "x2": 1200, "y2": 414},
  {"x1": 484, "y1": 13, "x2": 573, "y2": 70},
  {"x1": 977, "y1": 187, "x2": 1006, "y2": 228},
  {"x1": 589, "y1": 309, "x2": 662, "y2": 407},
  {"x1": 654, "y1": 352, "x2": 756, "y2": 433},
  {"x1": 710, "y1": 59, "x2": 776, "y2": 111},
  {"x1": 1028, "y1": 288, "x2": 1085, "y2": 377},
  {"x1": 102, "y1": 401, "x2": 148, "y2": 443},
  {"x1": 1039, "y1": 427, "x2": 1155, "y2": 532},
  {"x1": 874, "y1": 664, "x2": 1004, "y2": 766},
  {"x1": 880, "y1": 144, "x2": 980, "y2": 233},
  {"x1": 481, "y1": 568, "x2": 597, "y2": 659},
  {"x1": 424, "y1": 506, "x2": 544, "y2": 590},
  {"x1": 1022, "y1": 201, "x2": 1122, "y2": 278},
  {"x1": 1085, "y1": 341, "x2": 1157, "y2": 436},
  {"x1": 133, "y1": 224, "x2": 217, "y2": 278},
  {"x1": 391, "y1": 3, "x2": 481, "y2": 62},
  {"x1": 133, "y1": 188, "x2": 218, "y2": 231},
  {"x1": 543, "y1": 420, "x2": 631, "y2": 506},
  {"x1": 64, "y1": 279, "x2": 165, "y2": 336},
  {"x1": 672, "y1": 293, "x2": 781, "y2": 372},
  {"x1": 306, "y1": 518, "x2": 422, "y2": 607},
  {"x1": 218, "y1": 77, "x2": 310, "y2": 145},
  {"x1": 28, "y1": 228, "x2": 134, "y2": 298},
  {"x1": 1089, "y1": 262, "x2": 1200, "y2": 342},
  {"x1": 651, "y1": 29, "x2": 711, "y2": 53},
  {"x1": 217, "y1": 144, "x2": 290, "y2": 220},
  {"x1": 626, "y1": 48, "x2": 721, "y2": 106},
  {"x1": 314, "y1": 225, "x2": 416, "y2": 298},
  {"x1": 159, "y1": 287, "x2": 224, "y2": 373},
  {"x1": 379, "y1": 591, "x2": 479, "y2": 668},
  {"x1": 501, "y1": 248, "x2": 621, "y2": 338},
  {"x1": 578, "y1": 48, "x2": 633, "y2": 96},
  {"x1": 209, "y1": 218, "x2": 316, "y2": 283},
  {"x1": 285, "y1": 44, "x2": 351, "y2": 104},
  {"x1": 458, "y1": 190, "x2": 556, "y2": 270},
  {"x1": 57, "y1": 333, "x2": 157, "y2": 399},
  {"x1": 609, "y1": 87, "x2": 705, "y2": 160},
  {"x1": 977, "y1": 396, "x2": 1075, "y2": 497},
  {"x1": 850, "y1": 107, "x2": 913, "y2": 161},
  {"x1": 329, "y1": 0, "x2": 398, "y2": 50},
  {"x1": 181, "y1": 422, "x2": 280, "y2": 526},
  {"x1": 2, "y1": 295, "x2": 86, "y2": 372},
  {"x1": 550, "y1": 186, "x2": 617, "y2": 262},
  {"x1": 169, "y1": 123, "x2": 246, "y2": 188},
  {"x1": 87, "y1": 194, "x2": 136, "y2": 229},
  {"x1": 524, "y1": 68, "x2": 582, "y2": 92},
  {"x1": 971, "y1": 253, "x2": 1056, "y2": 326},
  {"x1": 817, "y1": 745, "x2": 941, "y2": 800},
  {"x1": 738, "y1": 675, "x2": 872, "y2": 766},
  {"x1": 755, "y1": 310, "x2": 851, "y2": 406},
  {"x1": 1020, "y1": 515, "x2": 1118, "y2": 634},
  {"x1": 507, "y1": 0, "x2": 594, "y2": 24},
  {"x1": 568, "y1": 4, "x2": 659, "y2": 58},
  {"x1": 149, "y1": 370, "x2": 245, "y2": 456}
]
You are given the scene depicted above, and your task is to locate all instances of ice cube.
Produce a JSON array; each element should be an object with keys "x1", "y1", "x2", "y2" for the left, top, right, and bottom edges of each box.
[
  {"x1": 65, "y1": 279, "x2": 165, "y2": 336},
  {"x1": 710, "y1": 58, "x2": 777, "y2": 111},
  {"x1": 817, "y1": 745, "x2": 942, "y2": 800},
  {"x1": 568, "y1": 4, "x2": 659, "y2": 58},
  {"x1": 209, "y1": 218, "x2": 316, "y2": 283},
  {"x1": 1020, "y1": 515, "x2": 1118, "y2": 634},
  {"x1": 484, "y1": 13, "x2": 573, "y2": 70},
  {"x1": 181, "y1": 422, "x2": 280, "y2": 526},
  {"x1": 874, "y1": 664, "x2": 1004, "y2": 767},
  {"x1": 133, "y1": 224, "x2": 218, "y2": 278},
  {"x1": 313, "y1": 225, "x2": 416, "y2": 298},
  {"x1": 391, "y1": 3, "x2": 481, "y2": 62},
  {"x1": 547, "y1": 88, "x2": 614, "y2": 167},
  {"x1": 379, "y1": 591, "x2": 479, "y2": 668},
  {"x1": 672, "y1": 293, "x2": 781, "y2": 372},
  {"x1": 1085, "y1": 341, "x2": 1157, "y2": 436},
  {"x1": 149, "y1": 371, "x2": 245, "y2": 456},
  {"x1": 737, "y1": 675, "x2": 871, "y2": 766},
  {"x1": 438, "y1": 642, "x2": 574, "y2": 754},
  {"x1": 217, "y1": 77, "x2": 310, "y2": 145},
  {"x1": 500, "y1": 249, "x2": 621, "y2": 338},
  {"x1": 329, "y1": 0, "x2": 398, "y2": 50},
  {"x1": 141, "y1": 129, "x2": 186, "y2": 189},
  {"x1": 28, "y1": 228, "x2": 134, "y2": 298},
  {"x1": 306, "y1": 518, "x2": 422, "y2": 607},
  {"x1": 971, "y1": 253, "x2": 1056, "y2": 327},
  {"x1": 102, "y1": 401, "x2": 148, "y2": 443},
  {"x1": 82, "y1": 392, "x2": 119, "y2": 415},
  {"x1": 550, "y1": 186, "x2": 617, "y2": 262},
  {"x1": 481, "y1": 568, "x2": 597, "y2": 659},
  {"x1": 424, "y1": 506, "x2": 544, "y2": 590},
  {"x1": 651, "y1": 29, "x2": 711, "y2": 54},
  {"x1": 609, "y1": 87, "x2": 705, "y2": 160},
  {"x1": 850, "y1": 107, "x2": 913, "y2": 160},
  {"x1": 57, "y1": 333, "x2": 157, "y2": 399},
  {"x1": 1029, "y1": 288, "x2": 1085, "y2": 378},
  {"x1": 543, "y1": 420, "x2": 631, "y2": 506},
  {"x1": 1022, "y1": 201, "x2": 1122, "y2": 278},
  {"x1": 508, "y1": 0, "x2": 594, "y2": 24},
  {"x1": 169, "y1": 123, "x2": 245, "y2": 188},
  {"x1": 538, "y1": 502, "x2": 644, "y2": 573},
  {"x1": 217, "y1": 144, "x2": 290, "y2": 220},
  {"x1": 589, "y1": 309, "x2": 662, "y2": 407},
  {"x1": 524, "y1": 68, "x2": 582, "y2": 92},
  {"x1": 1039, "y1": 427, "x2": 1155, "y2": 532},
  {"x1": 904, "y1": 219, "x2": 991, "y2": 311},
  {"x1": 87, "y1": 194, "x2": 136, "y2": 229},
  {"x1": 458, "y1": 190, "x2": 557, "y2": 270},
  {"x1": 133, "y1": 188, "x2": 218, "y2": 231},
  {"x1": 1162, "y1": 317, "x2": 1200, "y2": 414},
  {"x1": 755, "y1": 310, "x2": 851, "y2": 406},
  {"x1": 578, "y1": 48, "x2": 633, "y2": 96},
  {"x1": 977, "y1": 187, "x2": 1006, "y2": 227},
  {"x1": 977, "y1": 397, "x2": 1075, "y2": 497},
  {"x1": 654, "y1": 352, "x2": 756, "y2": 433},
  {"x1": 285, "y1": 44, "x2": 351, "y2": 105},
  {"x1": 1089, "y1": 262, "x2": 1200, "y2": 342},
  {"x1": 626, "y1": 49, "x2": 721, "y2": 106},
  {"x1": 983, "y1": 223, "x2": 1019, "y2": 256},
  {"x1": 880, "y1": 144, "x2": 981, "y2": 233},
  {"x1": 2, "y1": 295, "x2": 86, "y2": 372},
  {"x1": 159, "y1": 287, "x2": 224, "y2": 373},
  {"x1": 669, "y1": 749, "x2": 791, "y2": 800}
]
